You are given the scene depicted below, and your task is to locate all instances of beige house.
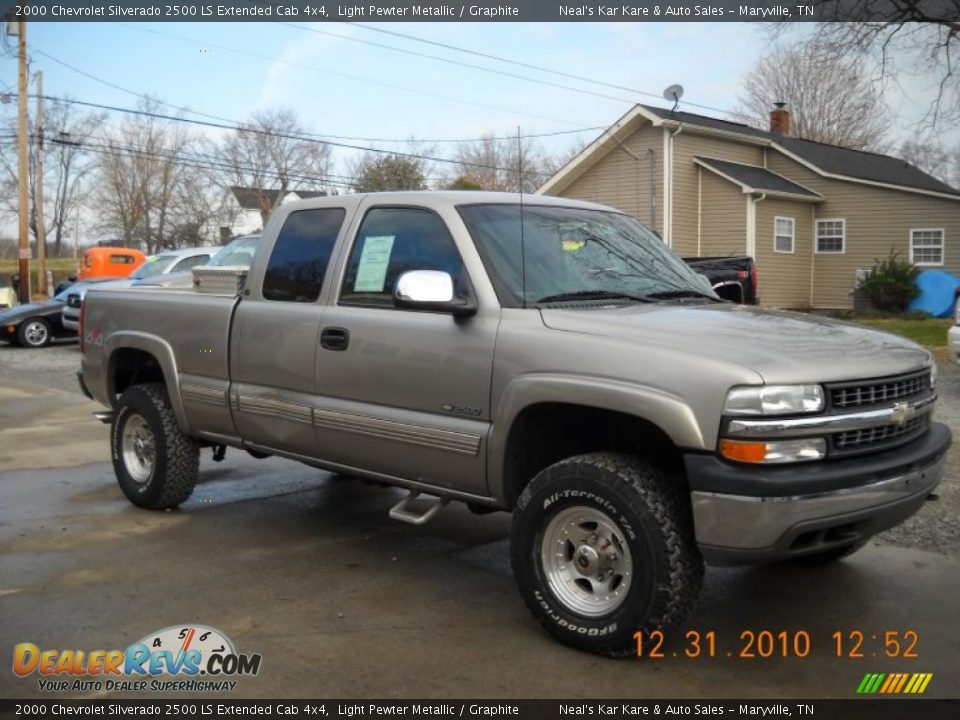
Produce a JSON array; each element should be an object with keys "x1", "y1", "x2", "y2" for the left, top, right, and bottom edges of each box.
[{"x1": 537, "y1": 104, "x2": 960, "y2": 309}]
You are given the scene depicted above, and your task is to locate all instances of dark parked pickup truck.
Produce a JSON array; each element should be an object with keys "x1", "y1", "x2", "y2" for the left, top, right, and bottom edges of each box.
[{"x1": 685, "y1": 255, "x2": 757, "y2": 304}]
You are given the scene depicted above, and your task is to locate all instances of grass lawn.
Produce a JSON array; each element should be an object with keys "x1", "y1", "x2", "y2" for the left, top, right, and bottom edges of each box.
[
  {"x1": 851, "y1": 316, "x2": 953, "y2": 351},
  {"x1": 0, "y1": 257, "x2": 79, "y2": 297}
]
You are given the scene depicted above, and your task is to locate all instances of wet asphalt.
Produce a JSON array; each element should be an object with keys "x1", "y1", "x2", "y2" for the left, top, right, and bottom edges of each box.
[{"x1": 1, "y1": 342, "x2": 959, "y2": 699}]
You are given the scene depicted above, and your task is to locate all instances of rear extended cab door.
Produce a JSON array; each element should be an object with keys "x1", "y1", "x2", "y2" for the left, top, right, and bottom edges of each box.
[{"x1": 226, "y1": 197, "x2": 363, "y2": 454}]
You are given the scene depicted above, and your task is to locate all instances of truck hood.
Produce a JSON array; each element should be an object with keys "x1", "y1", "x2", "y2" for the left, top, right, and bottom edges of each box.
[{"x1": 539, "y1": 303, "x2": 931, "y2": 384}]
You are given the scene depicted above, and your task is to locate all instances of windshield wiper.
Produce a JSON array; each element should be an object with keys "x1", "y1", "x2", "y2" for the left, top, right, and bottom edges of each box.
[
  {"x1": 642, "y1": 289, "x2": 720, "y2": 302},
  {"x1": 535, "y1": 290, "x2": 654, "y2": 305}
]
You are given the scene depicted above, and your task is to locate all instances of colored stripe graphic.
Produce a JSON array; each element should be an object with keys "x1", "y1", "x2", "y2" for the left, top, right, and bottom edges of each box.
[{"x1": 857, "y1": 672, "x2": 932, "y2": 694}]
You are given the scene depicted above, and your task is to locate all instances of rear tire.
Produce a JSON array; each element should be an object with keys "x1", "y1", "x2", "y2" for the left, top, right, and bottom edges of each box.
[
  {"x1": 18, "y1": 318, "x2": 51, "y2": 348},
  {"x1": 111, "y1": 383, "x2": 199, "y2": 509},
  {"x1": 511, "y1": 452, "x2": 703, "y2": 657}
]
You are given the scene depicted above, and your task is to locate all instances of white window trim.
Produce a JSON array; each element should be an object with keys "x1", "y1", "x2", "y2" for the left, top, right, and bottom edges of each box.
[
  {"x1": 909, "y1": 228, "x2": 945, "y2": 267},
  {"x1": 774, "y1": 216, "x2": 795, "y2": 254},
  {"x1": 815, "y1": 218, "x2": 846, "y2": 255}
]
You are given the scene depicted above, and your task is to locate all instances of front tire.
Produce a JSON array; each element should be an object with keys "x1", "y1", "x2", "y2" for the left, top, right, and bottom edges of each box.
[
  {"x1": 18, "y1": 318, "x2": 51, "y2": 348},
  {"x1": 511, "y1": 452, "x2": 704, "y2": 657},
  {"x1": 111, "y1": 383, "x2": 199, "y2": 509}
]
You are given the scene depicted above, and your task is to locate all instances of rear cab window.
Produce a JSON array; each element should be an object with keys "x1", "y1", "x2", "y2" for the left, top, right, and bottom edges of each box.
[
  {"x1": 262, "y1": 208, "x2": 346, "y2": 302},
  {"x1": 339, "y1": 207, "x2": 469, "y2": 308}
]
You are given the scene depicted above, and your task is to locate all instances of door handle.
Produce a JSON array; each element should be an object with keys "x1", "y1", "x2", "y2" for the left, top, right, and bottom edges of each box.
[{"x1": 320, "y1": 326, "x2": 350, "y2": 351}]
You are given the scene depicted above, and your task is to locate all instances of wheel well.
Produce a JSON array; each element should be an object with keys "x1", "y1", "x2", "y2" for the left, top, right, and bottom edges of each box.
[
  {"x1": 502, "y1": 403, "x2": 684, "y2": 508},
  {"x1": 109, "y1": 348, "x2": 166, "y2": 401}
]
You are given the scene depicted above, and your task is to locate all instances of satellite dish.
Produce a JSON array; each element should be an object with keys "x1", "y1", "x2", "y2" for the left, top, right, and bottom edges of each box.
[{"x1": 663, "y1": 84, "x2": 684, "y2": 112}]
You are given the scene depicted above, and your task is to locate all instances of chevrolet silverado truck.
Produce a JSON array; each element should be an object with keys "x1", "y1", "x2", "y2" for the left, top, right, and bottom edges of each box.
[{"x1": 78, "y1": 191, "x2": 949, "y2": 657}]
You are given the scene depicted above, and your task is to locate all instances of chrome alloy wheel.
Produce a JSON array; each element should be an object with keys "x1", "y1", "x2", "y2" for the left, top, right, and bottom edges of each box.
[
  {"x1": 22, "y1": 320, "x2": 48, "y2": 346},
  {"x1": 540, "y1": 506, "x2": 633, "y2": 616},
  {"x1": 121, "y1": 413, "x2": 156, "y2": 485}
]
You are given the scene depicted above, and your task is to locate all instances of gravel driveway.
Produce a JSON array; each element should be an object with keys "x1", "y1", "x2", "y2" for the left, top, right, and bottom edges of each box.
[{"x1": 3, "y1": 340, "x2": 958, "y2": 557}]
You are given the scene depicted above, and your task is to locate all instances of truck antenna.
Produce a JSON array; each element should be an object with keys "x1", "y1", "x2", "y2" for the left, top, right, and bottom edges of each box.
[{"x1": 518, "y1": 125, "x2": 527, "y2": 309}]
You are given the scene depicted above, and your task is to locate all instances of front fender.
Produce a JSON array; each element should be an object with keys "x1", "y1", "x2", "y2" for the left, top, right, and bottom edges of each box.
[{"x1": 486, "y1": 373, "x2": 706, "y2": 501}]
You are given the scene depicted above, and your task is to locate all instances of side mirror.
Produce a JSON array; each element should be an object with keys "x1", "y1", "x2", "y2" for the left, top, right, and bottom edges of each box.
[{"x1": 394, "y1": 270, "x2": 477, "y2": 317}]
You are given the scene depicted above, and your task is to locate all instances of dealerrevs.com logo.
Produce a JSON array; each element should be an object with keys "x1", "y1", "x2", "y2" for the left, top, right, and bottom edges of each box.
[{"x1": 13, "y1": 624, "x2": 262, "y2": 693}]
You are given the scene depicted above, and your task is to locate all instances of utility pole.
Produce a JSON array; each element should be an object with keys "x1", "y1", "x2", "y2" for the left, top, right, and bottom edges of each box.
[
  {"x1": 35, "y1": 70, "x2": 47, "y2": 297},
  {"x1": 15, "y1": 16, "x2": 30, "y2": 303}
]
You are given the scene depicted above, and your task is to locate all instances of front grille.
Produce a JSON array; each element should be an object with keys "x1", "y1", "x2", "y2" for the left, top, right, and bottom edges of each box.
[
  {"x1": 829, "y1": 370, "x2": 929, "y2": 409},
  {"x1": 832, "y1": 415, "x2": 928, "y2": 453}
]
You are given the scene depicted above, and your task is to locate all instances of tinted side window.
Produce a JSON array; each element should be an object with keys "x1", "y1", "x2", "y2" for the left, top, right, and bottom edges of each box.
[
  {"x1": 340, "y1": 207, "x2": 466, "y2": 307},
  {"x1": 263, "y1": 208, "x2": 346, "y2": 302}
]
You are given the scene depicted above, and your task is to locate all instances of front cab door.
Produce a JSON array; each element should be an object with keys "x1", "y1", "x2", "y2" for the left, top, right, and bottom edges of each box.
[{"x1": 313, "y1": 204, "x2": 498, "y2": 497}]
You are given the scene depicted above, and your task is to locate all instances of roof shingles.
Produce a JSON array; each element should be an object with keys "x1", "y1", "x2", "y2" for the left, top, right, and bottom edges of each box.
[
  {"x1": 641, "y1": 105, "x2": 960, "y2": 197},
  {"x1": 694, "y1": 157, "x2": 822, "y2": 199}
]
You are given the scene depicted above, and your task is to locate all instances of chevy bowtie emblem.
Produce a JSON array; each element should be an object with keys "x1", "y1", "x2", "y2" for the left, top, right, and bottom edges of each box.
[{"x1": 890, "y1": 402, "x2": 916, "y2": 427}]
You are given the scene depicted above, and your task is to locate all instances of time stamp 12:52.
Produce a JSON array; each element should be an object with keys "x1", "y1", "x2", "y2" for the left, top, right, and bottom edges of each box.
[{"x1": 634, "y1": 630, "x2": 920, "y2": 659}]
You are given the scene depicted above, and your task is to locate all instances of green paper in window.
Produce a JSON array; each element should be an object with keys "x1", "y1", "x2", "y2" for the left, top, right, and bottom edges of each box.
[{"x1": 354, "y1": 235, "x2": 395, "y2": 292}]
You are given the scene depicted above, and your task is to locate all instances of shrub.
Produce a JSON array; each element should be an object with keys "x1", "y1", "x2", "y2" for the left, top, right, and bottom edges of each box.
[{"x1": 858, "y1": 252, "x2": 920, "y2": 313}]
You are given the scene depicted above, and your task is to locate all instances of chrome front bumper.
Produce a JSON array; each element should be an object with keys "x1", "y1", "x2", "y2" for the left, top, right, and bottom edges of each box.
[{"x1": 690, "y1": 441, "x2": 947, "y2": 565}]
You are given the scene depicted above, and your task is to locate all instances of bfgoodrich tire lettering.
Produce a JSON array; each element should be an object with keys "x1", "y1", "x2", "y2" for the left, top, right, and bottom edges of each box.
[
  {"x1": 511, "y1": 452, "x2": 704, "y2": 657},
  {"x1": 111, "y1": 383, "x2": 199, "y2": 509}
]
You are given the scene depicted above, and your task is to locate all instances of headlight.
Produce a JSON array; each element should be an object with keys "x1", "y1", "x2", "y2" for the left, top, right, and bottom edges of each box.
[
  {"x1": 719, "y1": 438, "x2": 827, "y2": 464},
  {"x1": 930, "y1": 362, "x2": 937, "y2": 390},
  {"x1": 724, "y1": 385, "x2": 824, "y2": 416}
]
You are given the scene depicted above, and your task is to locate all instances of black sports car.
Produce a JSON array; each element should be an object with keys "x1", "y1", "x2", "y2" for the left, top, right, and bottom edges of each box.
[{"x1": 0, "y1": 287, "x2": 76, "y2": 348}]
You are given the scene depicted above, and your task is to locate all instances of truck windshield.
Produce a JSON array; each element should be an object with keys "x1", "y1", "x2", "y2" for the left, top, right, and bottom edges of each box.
[{"x1": 458, "y1": 204, "x2": 717, "y2": 307}]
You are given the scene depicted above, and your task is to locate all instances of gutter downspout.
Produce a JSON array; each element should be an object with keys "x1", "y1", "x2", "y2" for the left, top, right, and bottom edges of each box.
[
  {"x1": 746, "y1": 192, "x2": 766, "y2": 259},
  {"x1": 665, "y1": 123, "x2": 683, "y2": 248}
]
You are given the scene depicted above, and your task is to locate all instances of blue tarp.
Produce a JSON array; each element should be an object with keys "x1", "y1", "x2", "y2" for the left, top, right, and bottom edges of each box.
[{"x1": 908, "y1": 269, "x2": 960, "y2": 317}]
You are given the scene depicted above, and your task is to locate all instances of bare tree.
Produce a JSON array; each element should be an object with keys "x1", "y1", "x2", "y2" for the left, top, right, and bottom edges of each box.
[
  {"x1": 738, "y1": 41, "x2": 890, "y2": 150},
  {"x1": 0, "y1": 99, "x2": 103, "y2": 256},
  {"x1": 95, "y1": 100, "x2": 216, "y2": 252},
  {"x1": 772, "y1": 2, "x2": 960, "y2": 134},
  {"x1": 450, "y1": 134, "x2": 558, "y2": 193},
  {"x1": 898, "y1": 139, "x2": 960, "y2": 187},
  {"x1": 220, "y1": 109, "x2": 333, "y2": 220}
]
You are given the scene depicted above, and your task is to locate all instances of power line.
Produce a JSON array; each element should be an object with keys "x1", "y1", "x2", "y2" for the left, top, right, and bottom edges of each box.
[
  {"x1": 125, "y1": 24, "x2": 580, "y2": 128},
  {"x1": 281, "y1": 22, "x2": 637, "y2": 106},
  {"x1": 345, "y1": 22, "x2": 753, "y2": 122},
  {"x1": 34, "y1": 46, "x2": 604, "y2": 144},
  {"x1": 33, "y1": 94, "x2": 556, "y2": 177}
]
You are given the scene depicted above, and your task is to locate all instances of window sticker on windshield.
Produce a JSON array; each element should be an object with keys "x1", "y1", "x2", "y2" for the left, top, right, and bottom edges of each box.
[{"x1": 354, "y1": 235, "x2": 395, "y2": 292}]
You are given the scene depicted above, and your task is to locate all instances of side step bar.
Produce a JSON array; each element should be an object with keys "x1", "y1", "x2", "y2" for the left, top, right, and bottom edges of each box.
[{"x1": 389, "y1": 491, "x2": 449, "y2": 525}]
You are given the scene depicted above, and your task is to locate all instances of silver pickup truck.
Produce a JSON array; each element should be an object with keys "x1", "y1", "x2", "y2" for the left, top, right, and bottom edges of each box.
[{"x1": 78, "y1": 191, "x2": 949, "y2": 657}]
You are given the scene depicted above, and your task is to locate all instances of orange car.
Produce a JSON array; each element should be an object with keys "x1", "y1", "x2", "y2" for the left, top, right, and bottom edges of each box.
[{"x1": 77, "y1": 247, "x2": 146, "y2": 281}]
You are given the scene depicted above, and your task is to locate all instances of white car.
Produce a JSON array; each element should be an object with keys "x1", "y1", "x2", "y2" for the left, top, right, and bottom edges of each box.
[{"x1": 62, "y1": 247, "x2": 214, "y2": 331}]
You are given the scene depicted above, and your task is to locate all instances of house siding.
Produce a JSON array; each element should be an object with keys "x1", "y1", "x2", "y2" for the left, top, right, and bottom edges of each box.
[
  {"x1": 767, "y1": 151, "x2": 960, "y2": 308},
  {"x1": 699, "y1": 168, "x2": 747, "y2": 256},
  {"x1": 671, "y1": 132, "x2": 763, "y2": 256},
  {"x1": 560, "y1": 122, "x2": 664, "y2": 232},
  {"x1": 754, "y1": 197, "x2": 813, "y2": 308}
]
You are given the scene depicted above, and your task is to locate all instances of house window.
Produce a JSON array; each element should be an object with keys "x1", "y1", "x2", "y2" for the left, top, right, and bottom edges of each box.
[
  {"x1": 774, "y1": 217, "x2": 795, "y2": 254},
  {"x1": 816, "y1": 219, "x2": 846, "y2": 254},
  {"x1": 910, "y1": 229, "x2": 945, "y2": 266}
]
